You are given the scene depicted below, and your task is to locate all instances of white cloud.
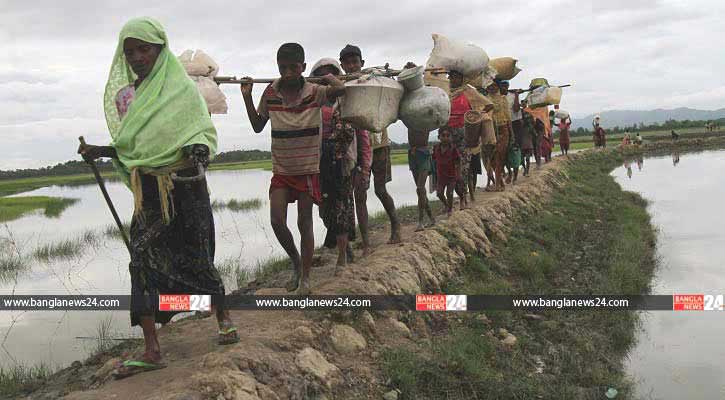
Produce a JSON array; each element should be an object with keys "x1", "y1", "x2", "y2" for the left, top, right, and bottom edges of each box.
[{"x1": 1, "y1": 0, "x2": 725, "y2": 169}]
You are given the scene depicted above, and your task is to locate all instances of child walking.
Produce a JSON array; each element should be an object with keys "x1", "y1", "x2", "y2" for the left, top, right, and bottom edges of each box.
[{"x1": 433, "y1": 127, "x2": 460, "y2": 216}]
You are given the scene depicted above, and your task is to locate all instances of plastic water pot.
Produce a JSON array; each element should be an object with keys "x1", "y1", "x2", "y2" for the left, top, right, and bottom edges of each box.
[{"x1": 398, "y1": 66, "x2": 425, "y2": 92}]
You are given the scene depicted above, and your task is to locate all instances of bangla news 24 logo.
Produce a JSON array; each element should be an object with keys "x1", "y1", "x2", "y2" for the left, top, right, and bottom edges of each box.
[{"x1": 416, "y1": 295, "x2": 467, "y2": 311}]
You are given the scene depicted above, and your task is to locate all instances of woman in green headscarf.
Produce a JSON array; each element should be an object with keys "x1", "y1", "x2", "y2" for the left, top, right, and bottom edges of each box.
[{"x1": 78, "y1": 17, "x2": 238, "y2": 379}]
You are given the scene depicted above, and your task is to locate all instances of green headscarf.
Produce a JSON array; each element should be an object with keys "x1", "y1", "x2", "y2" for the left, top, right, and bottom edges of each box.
[{"x1": 103, "y1": 17, "x2": 217, "y2": 184}]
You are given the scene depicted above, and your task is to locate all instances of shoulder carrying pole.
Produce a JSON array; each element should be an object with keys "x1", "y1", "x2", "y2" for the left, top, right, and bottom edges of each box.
[{"x1": 78, "y1": 136, "x2": 131, "y2": 255}]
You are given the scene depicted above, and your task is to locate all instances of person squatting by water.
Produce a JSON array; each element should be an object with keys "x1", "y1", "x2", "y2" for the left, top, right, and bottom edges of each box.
[
  {"x1": 240, "y1": 42, "x2": 345, "y2": 294},
  {"x1": 78, "y1": 17, "x2": 239, "y2": 379},
  {"x1": 433, "y1": 126, "x2": 460, "y2": 216},
  {"x1": 312, "y1": 58, "x2": 357, "y2": 271}
]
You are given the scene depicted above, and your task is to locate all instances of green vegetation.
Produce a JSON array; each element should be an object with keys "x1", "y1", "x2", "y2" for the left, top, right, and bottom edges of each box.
[
  {"x1": 0, "y1": 196, "x2": 79, "y2": 222},
  {"x1": 0, "y1": 363, "x2": 55, "y2": 398},
  {"x1": 0, "y1": 147, "x2": 412, "y2": 197},
  {"x1": 216, "y1": 256, "x2": 252, "y2": 289},
  {"x1": 0, "y1": 174, "x2": 114, "y2": 197},
  {"x1": 383, "y1": 151, "x2": 657, "y2": 399},
  {"x1": 32, "y1": 229, "x2": 100, "y2": 262},
  {"x1": 211, "y1": 198, "x2": 263, "y2": 212},
  {"x1": 103, "y1": 222, "x2": 131, "y2": 241}
]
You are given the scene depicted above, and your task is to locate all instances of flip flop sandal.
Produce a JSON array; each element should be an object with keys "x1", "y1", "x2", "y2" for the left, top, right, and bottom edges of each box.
[
  {"x1": 218, "y1": 326, "x2": 240, "y2": 345},
  {"x1": 112, "y1": 360, "x2": 167, "y2": 380}
]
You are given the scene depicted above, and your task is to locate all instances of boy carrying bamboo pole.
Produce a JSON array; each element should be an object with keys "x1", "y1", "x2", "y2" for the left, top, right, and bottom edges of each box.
[{"x1": 240, "y1": 43, "x2": 345, "y2": 294}]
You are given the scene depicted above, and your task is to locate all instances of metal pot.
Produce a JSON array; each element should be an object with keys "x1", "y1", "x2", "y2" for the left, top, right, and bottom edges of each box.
[{"x1": 397, "y1": 66, "x2": 425, "y2": 92}]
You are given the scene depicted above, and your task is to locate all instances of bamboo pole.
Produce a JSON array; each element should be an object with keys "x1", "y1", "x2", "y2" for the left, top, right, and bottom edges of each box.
[{"x1": 213, "y1": 67, "x2": 448, "y2": 85}]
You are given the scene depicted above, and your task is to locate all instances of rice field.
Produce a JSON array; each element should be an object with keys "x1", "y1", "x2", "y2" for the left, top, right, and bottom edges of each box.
[{"x1": 0, "y1": 197, "x2": 78, "y2": 223}]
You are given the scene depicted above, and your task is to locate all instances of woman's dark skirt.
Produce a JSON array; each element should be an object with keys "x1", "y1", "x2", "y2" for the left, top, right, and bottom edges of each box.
[
  {"x1": 129, "y1": 167, "x2": 225, "y2": 326},
  {"x1": 319, "y1": 139, "x2": 356, "y2": 248}
]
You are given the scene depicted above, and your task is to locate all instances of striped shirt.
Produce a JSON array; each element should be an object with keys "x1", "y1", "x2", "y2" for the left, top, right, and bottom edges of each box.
[{"x1": 258, "y1": 79, "x2": 329, "y2": 175}]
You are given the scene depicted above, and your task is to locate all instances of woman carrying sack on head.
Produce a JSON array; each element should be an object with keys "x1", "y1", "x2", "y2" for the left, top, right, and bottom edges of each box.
[{"x1": 78, "y1": 17, "x2": 238, "y2": 379}]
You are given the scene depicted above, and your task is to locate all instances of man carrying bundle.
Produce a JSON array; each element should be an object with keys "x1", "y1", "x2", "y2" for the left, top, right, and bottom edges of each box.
[
  {"x1": 240, "y1": 43, "x2": 345, "y2": 294},
  {"x1": 402, "y1": 62, "x2": 436, "y2": 231},
  {"x1": 487, "y1": 79, "x2": 514, "y2": 191},
  {"x1": 339, "y1": 44, "x2": 401, "y2": 247},
  {"x1": 448, "y1": 69, "x2": 492, "y2": 206},
  {"x1": 520, "y1": 99, "x2": 539, "y2": 176}
]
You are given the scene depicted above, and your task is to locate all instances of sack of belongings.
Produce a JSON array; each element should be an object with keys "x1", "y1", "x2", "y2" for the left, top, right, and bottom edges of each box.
[
  {"x1": 340, "y1": 74, "x2": 404, "y2": 132},
  {"x1": 426, "y1": 33, "x2": 489, "y2": 77},
  {"x1": 178, "y1": 49, "x2": 228, "y2": 114},
  {"x1": 489, "y1": 57, "x2": 522, "y2": 80}
]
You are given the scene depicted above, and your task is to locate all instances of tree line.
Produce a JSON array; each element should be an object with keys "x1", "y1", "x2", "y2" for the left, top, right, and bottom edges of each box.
[
  {"x1": 566, "y1": 117, "x2": 725, "y2": 138},
  {"x1": 4, "y1": 116, "x2": 722, "y2": 181}
]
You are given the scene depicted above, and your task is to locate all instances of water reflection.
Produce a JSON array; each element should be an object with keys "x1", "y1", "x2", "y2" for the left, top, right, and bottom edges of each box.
[{"x1": 614, "y1": 149, "x2": 725, "y2": 399}]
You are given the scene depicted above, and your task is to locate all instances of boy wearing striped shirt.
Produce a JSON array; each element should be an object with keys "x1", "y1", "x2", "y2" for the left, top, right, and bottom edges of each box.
[{"x1": 241, "y1": 43, "x2": 345, "y2": 294}]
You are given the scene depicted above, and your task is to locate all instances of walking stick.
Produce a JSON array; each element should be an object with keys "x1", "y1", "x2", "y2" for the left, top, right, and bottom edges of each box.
[{"x1": 78, "y1": 136, "x2": 131, "y2": 254}]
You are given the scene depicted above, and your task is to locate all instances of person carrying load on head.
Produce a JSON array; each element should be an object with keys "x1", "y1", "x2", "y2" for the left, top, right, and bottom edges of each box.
[
  {"x1": 339, "y1": 44, "x2": 400, "y2": 250},
  {"x1": 240, "y1": 42, "x2": 346, "y2": 295},
  {"x1": 448, "y1": 69, "x2": 493, "y2": 205},
  {"x1": 486, "y1": 78, "x2": 514, "y2": 191},
  {"x1": 77, "y1": 17, "x2": 240, "y2": 379},
  {"x1": 505, "y1": 81, "x2": 525, "y2": 168},
  {"x1": 519, "y1": 99, "x2": 537, "y2": 176},
  {"x1": 499, "y1": 81, "x2": 521, "y2": 183},
  {"x1": 524, "y1": 103, "x2": 551, "y2": 166},
  {"x1": 312, "y1": 58, "x2": 356, "y2": 270}
]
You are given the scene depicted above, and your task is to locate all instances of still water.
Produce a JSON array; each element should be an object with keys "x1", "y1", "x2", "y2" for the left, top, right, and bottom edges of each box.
[
  {"x1": 0, "y1": 165, "x2": 428, "y2": 368},
  {"x1": 613, "y1": 149, "x2": 725, "y2": 399}
]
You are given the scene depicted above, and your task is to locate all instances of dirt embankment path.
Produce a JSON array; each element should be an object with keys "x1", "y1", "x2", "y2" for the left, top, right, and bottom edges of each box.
[{"x1": 23, "y1": 136, "x2": 725, "y2": 400}]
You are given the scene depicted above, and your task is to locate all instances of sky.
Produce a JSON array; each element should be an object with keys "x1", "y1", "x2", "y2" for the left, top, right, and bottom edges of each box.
[{"x1": 1, "y1": 0, "x2": 724, "y2": 170}]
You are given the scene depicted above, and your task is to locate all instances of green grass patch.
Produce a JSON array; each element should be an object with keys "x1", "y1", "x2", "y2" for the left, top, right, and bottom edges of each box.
[
  {"x1": 383, "y1": 150, "x2": 657, "y2": 399},
  {"x1": 32, "y1": 229, "x2": 100, "y2": 262},
  {"x1": 211, "y1": 198, "x2": 263, "y2": 212},
  {"x1": 216, "y1": 256, "x2": 252, "y2": 289},
  {"x1": 103, "y1": 222, "x2": 131, "y2": 241},
  {"x1": 0, "y1": 174, "x2": 115, "y2": 197},
  {"x1": 0, "y1": 196, "x2": 79, "y2": 223},
  {"x1": 0, "y1": 363, "x2": 55, "y2": 397}
]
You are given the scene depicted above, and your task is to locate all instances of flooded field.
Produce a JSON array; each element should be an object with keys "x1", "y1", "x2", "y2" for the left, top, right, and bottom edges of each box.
[
  {"x1": 614, "y1": 149, "x2": 725, "y2": 399},
  {"x1": 0, "y1": 165, "x2": 428, "y2": 368}
]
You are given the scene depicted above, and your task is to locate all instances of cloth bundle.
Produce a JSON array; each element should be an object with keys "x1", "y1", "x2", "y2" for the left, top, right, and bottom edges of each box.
[{"x1": 178, "y1": 49, "x2": 228, "y2": 114}]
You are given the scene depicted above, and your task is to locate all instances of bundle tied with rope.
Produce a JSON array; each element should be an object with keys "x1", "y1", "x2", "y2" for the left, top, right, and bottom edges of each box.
[{"x1": 465, "y1": 110, "x2": 496, "y2": 145}]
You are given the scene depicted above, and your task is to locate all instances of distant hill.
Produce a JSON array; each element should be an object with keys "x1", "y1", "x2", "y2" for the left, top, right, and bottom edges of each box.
[{"x1": 571, "y1": 107, "x2": 725, "y2": 130}]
